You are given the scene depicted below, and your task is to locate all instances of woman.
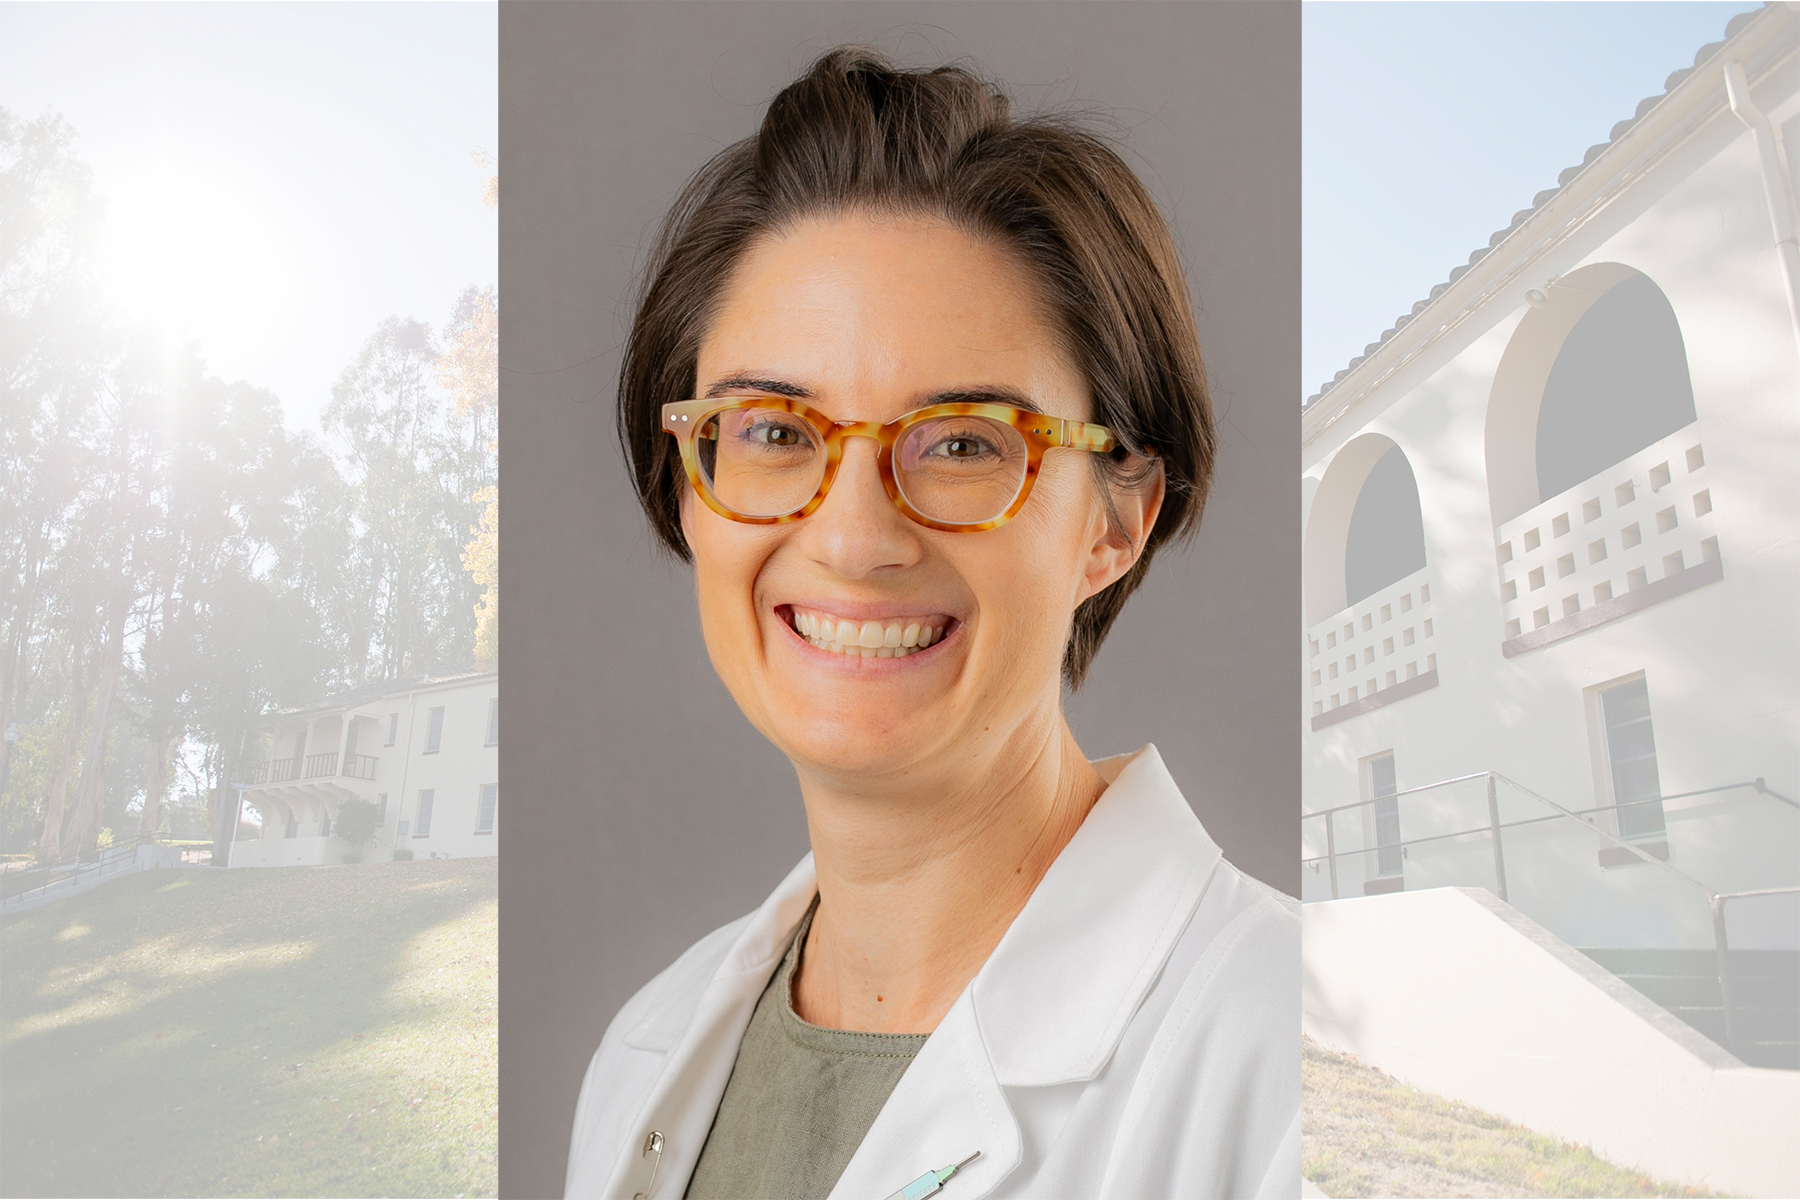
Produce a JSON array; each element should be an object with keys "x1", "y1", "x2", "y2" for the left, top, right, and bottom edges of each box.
[{"x1": 566, "y1": 48, "x2": 1298, "y2": 1200}]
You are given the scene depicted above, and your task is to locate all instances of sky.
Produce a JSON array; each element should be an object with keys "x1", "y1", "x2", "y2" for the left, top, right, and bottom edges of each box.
[
  {"x1": 2, "y1": 3, "x2": 1761, "y2": 421},
  {"x1": 1304, "y1": 0, "x2": 1762, "y2": 402},
  {"x1": 1, "y1": 2, "x2": 498, "y2": 436}
]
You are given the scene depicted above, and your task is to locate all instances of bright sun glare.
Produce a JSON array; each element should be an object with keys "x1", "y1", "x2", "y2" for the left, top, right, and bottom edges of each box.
[{"x1": 99, "y1": 157, "x2": 307, "y2": 370}]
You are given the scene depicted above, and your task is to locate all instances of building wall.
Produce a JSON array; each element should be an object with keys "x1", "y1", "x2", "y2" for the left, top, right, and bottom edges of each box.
[
  {"x1": 381, "y1": 676, "x2": 500, "y2": 860},
  {"x1": 237, "y1": 673, "x2": 499, "y2": 866},
  {"x1": 1300, "y1": 55, "x2": 1800, "y2": 951}
]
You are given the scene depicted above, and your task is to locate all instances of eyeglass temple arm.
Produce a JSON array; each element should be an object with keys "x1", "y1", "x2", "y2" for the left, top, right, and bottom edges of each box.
[{"x1": 1064, "y1": 421, "x2": 1119, "y2": 454}]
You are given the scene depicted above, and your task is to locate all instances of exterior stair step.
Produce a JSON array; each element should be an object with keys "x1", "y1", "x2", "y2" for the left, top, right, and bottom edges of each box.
[{"x1": 1581, "y1": 948, "x2": 1800, "y2": 1070}]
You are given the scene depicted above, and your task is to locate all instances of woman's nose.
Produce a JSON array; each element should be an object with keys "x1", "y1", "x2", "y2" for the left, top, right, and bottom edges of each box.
[{"x1": 797, "y1": 436, "x2": 923, "y2": 579}]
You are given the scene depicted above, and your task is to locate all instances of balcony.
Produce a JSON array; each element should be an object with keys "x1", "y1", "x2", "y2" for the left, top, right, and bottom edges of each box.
[
  {"x1": 1496, "y1": 423, "x2": 1721, "y2": 656},
  {"x1": 242, "y1": 753, "x2": 378, "y2": 787},
  {"x1": 1308, "y1": 567, "x2": 1440, "y2": 730}
]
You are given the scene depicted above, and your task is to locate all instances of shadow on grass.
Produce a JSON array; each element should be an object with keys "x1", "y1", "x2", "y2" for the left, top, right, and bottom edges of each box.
[{"x1": 1, "y1": 858, "x2": 497, "y2": 1199}]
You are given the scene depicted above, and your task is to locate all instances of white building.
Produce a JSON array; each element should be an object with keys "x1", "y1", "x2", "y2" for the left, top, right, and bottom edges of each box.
[
  {"x1": 232, "y1": 671, "x2": 499, "y2": 867},
  {"x1": 1300, "y1": 7, "x2": 1799, "y2": 1067}
]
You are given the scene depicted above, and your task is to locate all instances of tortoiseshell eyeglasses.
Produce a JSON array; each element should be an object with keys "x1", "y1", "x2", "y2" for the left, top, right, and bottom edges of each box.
[{"x1": 661, "y1": 397, "x2": 1119, "y2": 532}]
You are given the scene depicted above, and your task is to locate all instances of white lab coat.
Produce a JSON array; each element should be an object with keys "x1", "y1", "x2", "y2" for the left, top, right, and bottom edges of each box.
[{"x1": 566, "y1": 745, "x2": 1301, "y2": 1200}]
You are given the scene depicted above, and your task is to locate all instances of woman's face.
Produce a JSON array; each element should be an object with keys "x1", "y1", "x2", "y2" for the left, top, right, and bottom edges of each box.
[{"x1": 684, "y1": 212, "x2": 1149, "y2": 784}]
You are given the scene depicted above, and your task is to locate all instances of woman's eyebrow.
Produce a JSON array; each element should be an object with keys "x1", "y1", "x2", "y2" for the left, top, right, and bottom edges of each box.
[
  {"x1": 702, "y1": 378, "x2": 1046, "y2": 414},
  {"x1": 703, "y1": 375, "x2": 812, "y2": 399}
]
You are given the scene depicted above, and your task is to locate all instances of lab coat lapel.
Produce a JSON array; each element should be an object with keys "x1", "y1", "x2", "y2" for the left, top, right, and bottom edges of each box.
[
  {"x1": 599, "y1": 856, "x2": 819, "y2": 1200},
  {"x1": 826, "y1": 995, "x2": 1019, "y2": 1200},
  {"x1": 829, "y1": 745, "x2": 1217, "y2": 1199}
]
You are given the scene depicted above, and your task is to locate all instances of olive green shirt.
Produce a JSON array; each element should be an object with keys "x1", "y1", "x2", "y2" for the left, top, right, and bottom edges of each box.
[{"x1": 685, "y1": 901, "x2": 928, "y2": 1200}]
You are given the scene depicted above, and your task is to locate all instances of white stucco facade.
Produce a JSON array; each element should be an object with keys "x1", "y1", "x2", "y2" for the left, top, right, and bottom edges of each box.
[
  {"x1": 232, "y1": 671, "x2": 499, "y2": 866},
  {"x1": 1300, "y1": 9, "x2": 1800, "y2": 959}
]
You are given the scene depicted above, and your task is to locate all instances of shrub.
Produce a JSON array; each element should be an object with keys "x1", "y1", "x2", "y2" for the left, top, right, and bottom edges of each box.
[
  {"x1": 334, "y1": 799, "x2": 380, "y2": 850},
  {"x1": 392, "y1": 848, "x2": 414, "y2": 862}
]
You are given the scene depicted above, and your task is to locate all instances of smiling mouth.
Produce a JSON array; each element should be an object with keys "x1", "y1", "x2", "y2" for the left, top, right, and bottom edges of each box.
[{"x1": 781, "y1": 605, "x2": 954, "y2": 659}]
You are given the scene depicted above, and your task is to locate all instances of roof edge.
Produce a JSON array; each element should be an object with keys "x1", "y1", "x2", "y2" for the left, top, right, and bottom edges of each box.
[{"x1": 1303, "y1": 4, "x2": 1790, "y2": 436}]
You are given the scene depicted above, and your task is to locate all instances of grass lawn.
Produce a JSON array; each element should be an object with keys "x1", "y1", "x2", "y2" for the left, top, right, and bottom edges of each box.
[
  {"x1": 1, "y1": 857, "x2": 496, "y2": 1198},
  {"x1": 1302, "y1": 1037, "x2": 1722, "y2": 1198}
]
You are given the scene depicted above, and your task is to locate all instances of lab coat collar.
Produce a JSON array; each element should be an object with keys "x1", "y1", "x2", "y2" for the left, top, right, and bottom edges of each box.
[
  {"x1": 606, "y1": 743, "x2": 1218, "y2": 1199},
  {"x1": 830, "y1": 743, "x2": 1220, "y2": 1200},
  {"x1": 971, "y1": 742, "x2": 1221, "y2": 1086}
]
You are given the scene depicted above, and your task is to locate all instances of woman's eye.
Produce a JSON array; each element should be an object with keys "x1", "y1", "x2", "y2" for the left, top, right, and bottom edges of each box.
[
  {"x1": 929, "y1": 434, "x2": 992, "y2": 459},
  {"x1": 742, "y1": 419, "x2": 810, "y2": 448}
]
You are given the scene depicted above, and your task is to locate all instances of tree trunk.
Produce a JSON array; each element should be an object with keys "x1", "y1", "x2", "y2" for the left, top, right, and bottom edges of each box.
[
  {"x1": 138, "y1": 737, "x2": 169, "y2": 840},
  {"x1": 64, "y1": 607, "x2": 125, "y2": 856},
  {"x1": 210, "y1": 735, "x2": 240, "y2": 868},
  {"x1": 36, "y1": 675, "x2": 90, "y2": 863}
]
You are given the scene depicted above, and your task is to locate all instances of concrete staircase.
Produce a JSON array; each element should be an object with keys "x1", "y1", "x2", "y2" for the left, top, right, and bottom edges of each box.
[{"x1": 1581, "y1": 948, "x2": 1800, "y2": 1070}]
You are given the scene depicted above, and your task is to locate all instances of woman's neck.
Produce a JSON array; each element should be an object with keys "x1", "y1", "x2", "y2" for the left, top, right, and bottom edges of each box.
[{"x1": 789, "y1": 711, "x2": 1106, "y2": 1034}]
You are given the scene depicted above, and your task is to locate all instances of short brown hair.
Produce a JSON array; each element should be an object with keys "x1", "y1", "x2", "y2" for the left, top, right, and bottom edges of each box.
[{"x1": 620, "y1": 46, "x2": 1214, "y2": 687}]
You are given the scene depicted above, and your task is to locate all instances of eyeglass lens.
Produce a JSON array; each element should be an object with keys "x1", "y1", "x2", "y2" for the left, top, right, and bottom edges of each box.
[{"x1": 695, "y1": 405, "x2": 1029, "y2": 525}]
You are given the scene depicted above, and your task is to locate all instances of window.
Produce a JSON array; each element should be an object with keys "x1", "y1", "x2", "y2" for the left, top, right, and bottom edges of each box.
[
  {"x1": 424, "y1": 706, "x2": 444, "y2": 754},
  {"x1": 386, "y1": 713, "x2": 399, "y2": 746},
  {"x1": 285, "y1": 812, "x2": 298, "y2": 839},
  {"x1": 415, "y1": 790, "x2": 434, "y2": 837},
  {"x1": 1601, "y1": 678, "x2": 1665, "y2": 837},
  {"x1": 377, "y1": 794, "x2": 388, "y2": 826},
  {"x1": 1370, "y1": 754, "x2": 1401, "y2": 877},
  {"x1": 320, "y1": 808, "x2": 332, "y2": 838},
  {"x1": 486, "y1": 697, "x2": 499, "y2": 747},
  {"x1": 398, "y1": 819, "x2": 409, "y2": 838},
  {"x1": 476, "y1": 784, "x2": 497, "y2": 833}
]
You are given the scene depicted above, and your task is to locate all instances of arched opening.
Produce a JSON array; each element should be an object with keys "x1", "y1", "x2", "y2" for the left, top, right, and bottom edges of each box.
[
  {"x1": 1534, "y1": 274, "x2": 1696, "y2": 502},
  {"x1": 1485, "y1": 264, "x2": 1697, "y2": 526},
  {"x1": 1305, "y1": 434, "x2": 1428, "y2": 626},
  {"x1": 1345, "y1": 445, "x2": 1428, "y2": 609}
]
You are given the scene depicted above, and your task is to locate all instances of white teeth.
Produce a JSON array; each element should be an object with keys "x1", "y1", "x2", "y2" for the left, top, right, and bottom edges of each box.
[{"x1": 789, "y1": 609, "x2": 949, "y2": 657}]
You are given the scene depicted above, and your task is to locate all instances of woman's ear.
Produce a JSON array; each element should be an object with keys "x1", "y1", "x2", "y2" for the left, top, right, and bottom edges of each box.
[{"x1": 1076, "y1": 456, "x2": 1165, "y2": 605}]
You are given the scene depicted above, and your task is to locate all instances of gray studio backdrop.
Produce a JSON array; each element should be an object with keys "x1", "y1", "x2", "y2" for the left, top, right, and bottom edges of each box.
[{"x1": 499, "y1": 3, "x2": 1299, "y2": 1194}]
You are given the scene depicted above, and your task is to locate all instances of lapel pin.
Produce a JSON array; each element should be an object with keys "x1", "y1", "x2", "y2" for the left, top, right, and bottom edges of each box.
[{"x1": 885, "y1": 1151, "x2": 981, "y2": 1200}]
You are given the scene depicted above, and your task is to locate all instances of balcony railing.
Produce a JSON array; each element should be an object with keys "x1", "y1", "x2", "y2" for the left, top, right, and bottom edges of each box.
[
  {"x1": 1496, "y1": 422, "x2": 1720, "y2": 652},
  {"x1": 244, "y1": 751, "x2": 380, "y2": 786},
  {"x1": 1308, "y1": 567, "x2": 1439, "y2": 725}
]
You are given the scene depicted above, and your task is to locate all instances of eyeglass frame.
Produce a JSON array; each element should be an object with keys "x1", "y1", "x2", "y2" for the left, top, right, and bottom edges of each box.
[{"x1": 660, "y1": 396, "x2": 1121, "y2": 533}]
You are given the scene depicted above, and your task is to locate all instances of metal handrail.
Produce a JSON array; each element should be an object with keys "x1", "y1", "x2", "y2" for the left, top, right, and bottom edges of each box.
[
  {"x1": 1, "y1": 836, "x2": 150, "y2": 909},
  {"x1": 1302, "y1": 772, "x2": 1798, "y2": 1051},
  {"x1": 1301, "y1": 776, "x2": 1791, "y2": 824}
]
